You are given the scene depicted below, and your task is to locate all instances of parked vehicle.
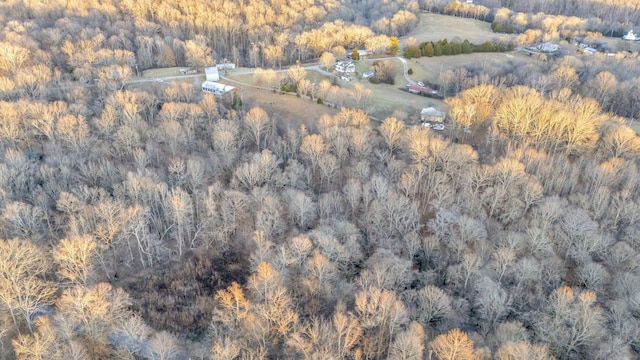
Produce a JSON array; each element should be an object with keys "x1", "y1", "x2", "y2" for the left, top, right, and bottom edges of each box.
[{"x1": 417, "y1": 81, "x2": 425, "y2": 87}]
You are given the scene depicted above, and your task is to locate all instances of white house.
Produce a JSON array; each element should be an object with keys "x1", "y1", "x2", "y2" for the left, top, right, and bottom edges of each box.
[
  {"x1": 216, "y1": 63, "x2": 236, "y2": 70},
  {"x1": 420, "y1": 107, "x2": 446, "y2": 122},
  {"x1": 205, "y1": 67, "x2": 220, "y2": 81},
  {"x1": 335, "y1": 61, "x2": 355, "y2": 73},
  {"x1": 202, "y1": 81, "x2": 235, "y2": 97},
  {"x1": 536, "y1": 42, "x2": 559, "y2": 53}
]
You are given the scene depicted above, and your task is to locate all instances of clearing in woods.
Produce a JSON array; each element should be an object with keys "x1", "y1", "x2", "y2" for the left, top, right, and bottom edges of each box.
[
  {"x1": 407, "y1": 52, "x2": 532, "y2": 84},
  {"x1": 405, "y1": 13, "x2": 516, "y2": 45}
]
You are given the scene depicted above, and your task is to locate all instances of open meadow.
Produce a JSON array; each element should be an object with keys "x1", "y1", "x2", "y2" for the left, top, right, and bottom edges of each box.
[{"x1": 405, "y1": 13, "x2": 516, "y2": 45}]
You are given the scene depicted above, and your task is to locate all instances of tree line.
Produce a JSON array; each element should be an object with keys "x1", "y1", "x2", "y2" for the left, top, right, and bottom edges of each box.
[
  {"x1": 421, "y1": 0, "x2": 640, "y2": 43},
  {"x1": 404, "y1": 38, "x2": 514, "y2": 59}
]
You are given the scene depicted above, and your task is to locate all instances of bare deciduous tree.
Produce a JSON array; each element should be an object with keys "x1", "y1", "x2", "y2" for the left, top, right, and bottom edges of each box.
[
  {"x1": 53, "y1": 235, "x2": 98, "y2": 286},
  {"x1": 535, "y1": 286, "x2": 605, "y2": 359},
  {"x1": 0, "y1": 238, "x2": 56, "y2": 334},
  {"x1": 429, "y1": 328, "x2": 478, "y2": 360}
]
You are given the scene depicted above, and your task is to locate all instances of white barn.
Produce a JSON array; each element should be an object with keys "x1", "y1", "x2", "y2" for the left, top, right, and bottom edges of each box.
[
  {"x1": 205, "y1": 67, "x2": 220, "y2": 81},
  {"x1": 202, "y1": 81, "x2": 235, "y2": 97}
]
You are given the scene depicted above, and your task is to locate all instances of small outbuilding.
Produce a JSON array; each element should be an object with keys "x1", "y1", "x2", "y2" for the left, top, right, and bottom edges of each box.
[
  {"x1": 205, "y1": 67, "x2": 220, "y2": 81},
  {"x1": 623, "y1": 30, "x2": 639, "y2": 41}
]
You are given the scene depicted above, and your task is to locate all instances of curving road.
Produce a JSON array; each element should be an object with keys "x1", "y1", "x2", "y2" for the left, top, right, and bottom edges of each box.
[{"x1": 396, "y1": 57, "x2": 417, "y2": 86}]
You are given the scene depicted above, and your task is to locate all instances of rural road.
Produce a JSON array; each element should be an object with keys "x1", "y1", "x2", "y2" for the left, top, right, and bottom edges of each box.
[
  {"x1": 396, "y1": 57, "x2": 417, "y2": 85},
  {"x1": 48, "y1": 56, "x2": 415, "y2": 94}
]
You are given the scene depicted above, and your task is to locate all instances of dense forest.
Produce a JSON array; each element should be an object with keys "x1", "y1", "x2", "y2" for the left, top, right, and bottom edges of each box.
[{"x1": 2, "y1": 0, "x2": 640, "y2": 359}]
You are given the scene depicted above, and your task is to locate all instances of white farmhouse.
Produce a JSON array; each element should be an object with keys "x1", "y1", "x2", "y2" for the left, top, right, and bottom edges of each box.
[
  {"x1": 202, "y1": 81, "x2": 235, "y2": 97},
  {"x1": 205, "y1": 67, "x2": 220, "y2": 81},
  {"x1": 420, "y1": 107, "x2": 446, "y2": 123}
]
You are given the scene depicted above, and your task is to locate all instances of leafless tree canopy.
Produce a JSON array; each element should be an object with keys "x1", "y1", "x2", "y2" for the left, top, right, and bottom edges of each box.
[{"x1": 1, "y1": 0, "x2": 640, "y2": 359}]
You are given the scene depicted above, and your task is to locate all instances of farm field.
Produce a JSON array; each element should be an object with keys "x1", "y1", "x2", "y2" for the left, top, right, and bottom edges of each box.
[
  {"x1": 228, "y1": 61, "x2": 447, "y2": 124},
  {"x1": 222, "y1": 74, "x2": 340, "y2": 132},
  {"x1": 356, "y1": 60, "x2": 447, "y2": 121},
  {"x1": 409, "y1": 52, "x2": 532, "y2": 84},
  {"x1": 405, "y1": 13, "x2": 516, "y2": 45},
  {"x1": 142, "y1": 67, "x2": 184, "y2": 78}
]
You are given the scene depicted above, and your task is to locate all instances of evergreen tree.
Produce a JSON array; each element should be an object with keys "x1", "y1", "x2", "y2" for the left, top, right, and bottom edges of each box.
[
  {"x1": 442, "y1": 43, "x2": 452, "y2": 55},
  {"x1": 434, "y1": 42, "x2": 443, "y2": 56},
  {"x1": 492, "y1": 21, "x2": 503, "y2": 33},
  {"x1": 451, "y1": 42, "x2": 462, "y2": 55},
  {"x1": 352, "y1": 48, "x2": 360, "y2": 61},
  {"x1": 462, "y1": 39, "x2": 474, "y2": 54},
  {"x1": 422, "y1": 42, "x2": 435, "y2": 57}
]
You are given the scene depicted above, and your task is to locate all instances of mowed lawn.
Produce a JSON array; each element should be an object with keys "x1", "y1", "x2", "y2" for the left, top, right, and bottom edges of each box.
[
  {"x1": 405, "y1": 13, "x2": 515, "y2": 45},
  {"x1": 356, "y1": 60, "x2": 447, "y2": 121}
]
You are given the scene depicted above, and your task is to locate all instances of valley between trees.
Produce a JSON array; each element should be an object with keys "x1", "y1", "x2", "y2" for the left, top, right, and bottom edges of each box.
[{"x1": 1, "y1": 0, "x2": 640, "y2": 359}]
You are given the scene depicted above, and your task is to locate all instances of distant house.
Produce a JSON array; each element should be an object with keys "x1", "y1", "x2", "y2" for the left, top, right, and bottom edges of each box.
[
  {"x1": 409, "y1": 85, "x2": 437, "y2": 95},
  {"x1": 335, "y1": 61, "x2": 355, "y2": 73},
  {"x1": 216, "y1": 63, "x2": 236, "y2": 70},
  {"x1": 583, "y1": 47, "x2": 598, "y2": 54},
  {"x1": 421, "y1": 107, "x2": 446, "y2": 123},
  {"x1": 623, "y1": 30, "x2": 639, "y2": 41},
  {"x1": 536, "y1": 42, "x2": 560, "y2": 53},
  {"x1": 204, "y1": 67, "x2": 220, "y2": 81},
  {"x1": 202, "y1": 81, "x2": 235, "y2": 97},
  {"x1": 180, "y1": 68, "x2": 197, "y2": 74}
]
